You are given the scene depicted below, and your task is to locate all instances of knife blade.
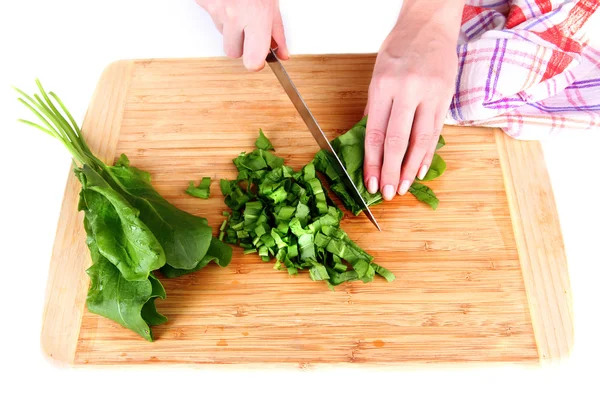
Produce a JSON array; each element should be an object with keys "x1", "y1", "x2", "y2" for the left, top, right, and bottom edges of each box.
[{"x1": 265, "y1": 49, "x2": 381, "y2": 231}]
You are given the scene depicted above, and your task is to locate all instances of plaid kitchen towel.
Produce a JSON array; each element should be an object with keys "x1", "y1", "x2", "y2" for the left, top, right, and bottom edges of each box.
[{"x1": 447, "y1": 0, "x2": 600, "y2": 139}]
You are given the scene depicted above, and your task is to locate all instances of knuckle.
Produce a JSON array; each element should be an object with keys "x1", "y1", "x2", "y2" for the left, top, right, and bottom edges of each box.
[
  {"x1": 224, "y1": 5, "x2": 237, "y2": 19},
  {"x1": 424, "y1": 77, "x2": 454, "y2": 97},
  {"x1": 413, "y1": 132, "x2": 436, "y2": 148},
  {"x1": 385, "y1": 132, "x2": 409, "y2": 149},
  {"x1": 402, "y1": 70, "x2": 423, "y2": 85},
  {"x1": 365, "y1": 129, "x2": 386, "y2": 147},
  {"x1": 365, "y1": 163, "x2": 382, "y2": 171},
  {"x1": 372, "y1": 75, "x2": 396, "y2": 91}
]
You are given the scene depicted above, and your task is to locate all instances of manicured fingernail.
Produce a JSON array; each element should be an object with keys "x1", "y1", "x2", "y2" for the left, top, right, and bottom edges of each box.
[
  {"x1": 417, "y1": 165, "x2": 429, "y2": 180},
  {"x1": 398, "y1": 180, "x2": 410, "y2": 196},
  {"x1": 367, "y1": 177, "x2": 378, "y2": 194},
  {"x1": 382, "y1": 185, "x2": 395, "y2": 201}
]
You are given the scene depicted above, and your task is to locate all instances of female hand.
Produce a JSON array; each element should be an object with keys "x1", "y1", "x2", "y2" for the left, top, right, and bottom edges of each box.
[
  {"x1": 196, "y1": 0, "x2": 289, "y2": 71},
  {"x1": 364, "y1": 0, "x2": 464, "y2": 200}
]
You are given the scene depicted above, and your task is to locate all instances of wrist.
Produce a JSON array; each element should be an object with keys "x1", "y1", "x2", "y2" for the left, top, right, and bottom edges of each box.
[{"x1": 394, "y1": 0, "x2": 464, "y2": 41}]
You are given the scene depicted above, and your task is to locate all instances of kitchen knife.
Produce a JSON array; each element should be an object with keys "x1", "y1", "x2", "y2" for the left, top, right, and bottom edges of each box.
[{"x1": 265, "y1": 49, "x2": 381, "y2": 231}]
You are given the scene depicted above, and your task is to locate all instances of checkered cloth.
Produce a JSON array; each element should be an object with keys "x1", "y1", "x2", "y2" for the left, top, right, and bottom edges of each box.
[{"x1": 446, "y1": 0, "x2": 600, "y2": 139}]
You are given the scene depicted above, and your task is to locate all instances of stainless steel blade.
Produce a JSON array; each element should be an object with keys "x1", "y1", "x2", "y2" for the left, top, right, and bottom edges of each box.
[{"x1": 266, "y1": 49, "x2": 381, "y2": 231}]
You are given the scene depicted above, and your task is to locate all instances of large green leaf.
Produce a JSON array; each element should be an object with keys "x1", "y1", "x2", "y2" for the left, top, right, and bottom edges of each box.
[
  {"x1": 102, "y1": 155, "x2": 214, "y2": 271},
  {"x1": 84, "y1": 216, "x2": 167, "y2": 341},
  {"x1": 160, "y1": 237, "x2": 233, "y2": 278},
  {"x1": 76, "y1": 165, "x2": 165, "y2": 281}
]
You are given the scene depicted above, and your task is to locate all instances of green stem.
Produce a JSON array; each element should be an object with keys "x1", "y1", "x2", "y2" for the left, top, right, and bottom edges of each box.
[
  {"x1": 15, "y1": 80, "x2": 102, "y2": 169},
  {"x1": 32, "y1": 93, "x2": 88, "y2": 162},
  {"x1": 49, "y1": 91, "x2": 90, "y2": 153}
]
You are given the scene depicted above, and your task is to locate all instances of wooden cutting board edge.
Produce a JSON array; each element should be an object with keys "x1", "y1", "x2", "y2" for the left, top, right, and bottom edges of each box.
[{"x1": 38, "y1": 56, "x2": 573, "y2": 368}]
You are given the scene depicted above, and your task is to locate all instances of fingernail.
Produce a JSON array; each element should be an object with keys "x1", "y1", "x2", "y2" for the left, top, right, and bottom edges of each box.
[
  {"x1": 382, "y1": 185, "x2": 395, "y2": 201},
  {"x1": 398, "y1": 180, "x2": 410, "y2": 196},
  {"x1": 417, "y1": 165, "x2": 429, "y2": 180},
  {"x1": 367, "y1": 177, "x2": 378, "y2": 194}
]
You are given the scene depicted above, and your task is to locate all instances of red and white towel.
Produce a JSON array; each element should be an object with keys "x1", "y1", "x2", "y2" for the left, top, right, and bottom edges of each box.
[{"x1": 447, "y1": 0, "x2": 600, "y2": 139}]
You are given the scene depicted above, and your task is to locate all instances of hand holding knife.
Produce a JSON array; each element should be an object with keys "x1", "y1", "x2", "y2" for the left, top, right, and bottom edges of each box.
[{"x1": 265, "y1": 48, "x2": 381, "y2": 231}]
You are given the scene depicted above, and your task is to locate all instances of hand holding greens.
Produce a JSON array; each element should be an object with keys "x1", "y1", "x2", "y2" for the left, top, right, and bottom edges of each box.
[
  {"x1": 313, "y1": 116, "x2": 446, "y2": 212},
  {"x1": 16, "y1": 80, "x2": 232, "y2": 341}
]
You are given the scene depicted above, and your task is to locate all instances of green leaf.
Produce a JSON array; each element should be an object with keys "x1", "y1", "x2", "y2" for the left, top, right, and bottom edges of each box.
[
  {"x1": 306, "y1": 260, "x2": 330, "y2": 281},
  {"x1": 186, "y1": 177, "x2": 211, "y2": 199},
  {"x1": 83, "y1": 216, "x2": 166, "y2": 342},
  {"x1": 76, "y1": 165, "x2": 165, "y2": 281},
  {"x1": 220, "y1": 179, "x2": 233, "y2": 196},
  {"x1": 408, "y1": 182, "x2": 439, "y2": 210},
  {"x1": 160, "y1": 237, "x2": 232, "y2": 278},
  {"x1": 255, "y1": 129, "x2": 275, "y2": 151},
  {"x1": 420, "y1": 154, "x2": 446, "y2": 181},
  {"x1": 298, "y1": 233, "x2": 316, "y2": 260},
  {"x1": 353, "y1": 260, "x2": 375, "y2": 283},
  {"x1": 241, "y1": 152, "x2": 268, "y2": 171},
  {"x1": 102, "y1": 158, "x2": 214, "y2": 271},
  {"x1": 327, "y1": 269, "x2": 359, "y2": 286},
  {"x1": 372, "y1": 263, "x2": 396, "y2": 282},
  {"x1": 140, "y1": 275, "x2": 169, "y2": 326},
  {"x1": 436, "y1": 135, "x2": 446, "y2": 150}
]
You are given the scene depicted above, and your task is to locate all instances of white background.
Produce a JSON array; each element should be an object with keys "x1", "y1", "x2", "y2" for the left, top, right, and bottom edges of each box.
[{"x1": 1, "y1": 0, "x2": 599, "y2": 398}]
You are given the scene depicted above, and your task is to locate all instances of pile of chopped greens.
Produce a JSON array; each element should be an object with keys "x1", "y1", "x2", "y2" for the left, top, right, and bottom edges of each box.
[
  {"x1": 313, "y1": 116, "x2": 446, "y2": 214},
  {"x1": 219, "y1": 130, "x2": 395, "y2": 289},
  {"x1": 16, "y1": 80, "x2": 232, "y2": 341}
]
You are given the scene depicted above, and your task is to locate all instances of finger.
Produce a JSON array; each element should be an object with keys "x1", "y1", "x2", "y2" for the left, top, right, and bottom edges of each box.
[
  {"x1": 363, "y1": 90, "x2": 392, "y2": 195},
  {"x1": 380, "y1": 101, "x2": 415, "y2": 200},
  {"x1": 398, "y1": 104, "x2": 436, "y2": 195},
  {"x1": 243, "y1": 22, "x2": 272, "y2": 71},
  {"x1": 223, "y1": 23, "x2": 244, "y2": 59},
  {"x1": 272, "y1": 9, "x2": 289, "y2": 60},
  {"x1": 418, "y1": 105, "x2": 447, "y2": 181}
]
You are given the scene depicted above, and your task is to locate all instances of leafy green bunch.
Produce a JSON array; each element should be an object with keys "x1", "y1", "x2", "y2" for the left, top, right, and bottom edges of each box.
[{"x1": 16, "y1": 80, "x2": 232, "y2": 341}]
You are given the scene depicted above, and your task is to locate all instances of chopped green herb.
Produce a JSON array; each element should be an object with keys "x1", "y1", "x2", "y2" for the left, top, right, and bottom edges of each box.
[
  {"x1": 186, "y1": 177, "x2": 211, "y2": 199},
  {"x1": 408, "y1": 182, "x2": 439, "y2": 210},
  {"x1": 255, "y1": 128, "x2": 275, "y2": 151}
]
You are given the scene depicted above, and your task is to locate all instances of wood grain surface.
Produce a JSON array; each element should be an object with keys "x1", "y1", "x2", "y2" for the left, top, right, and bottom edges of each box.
[{"x1": 40, "y1": 55, "x2": 572, "y2": 367}]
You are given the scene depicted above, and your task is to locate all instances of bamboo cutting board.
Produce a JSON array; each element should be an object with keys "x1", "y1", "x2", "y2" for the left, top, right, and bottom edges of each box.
[{"x1": 41, "y1": 55, "x2": 572, "y2": 367}]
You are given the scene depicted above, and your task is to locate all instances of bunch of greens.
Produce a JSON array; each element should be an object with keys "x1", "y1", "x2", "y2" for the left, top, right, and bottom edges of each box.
[
  {"x1": 219, "y1": 130, "x2": 395, "y2": 289},
  {"x1": 16, "y1": 80, "x2": 232, "y2": 341},
  {"x1": 313, "y1": 116, "x2": 446, "y2": 214}
]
